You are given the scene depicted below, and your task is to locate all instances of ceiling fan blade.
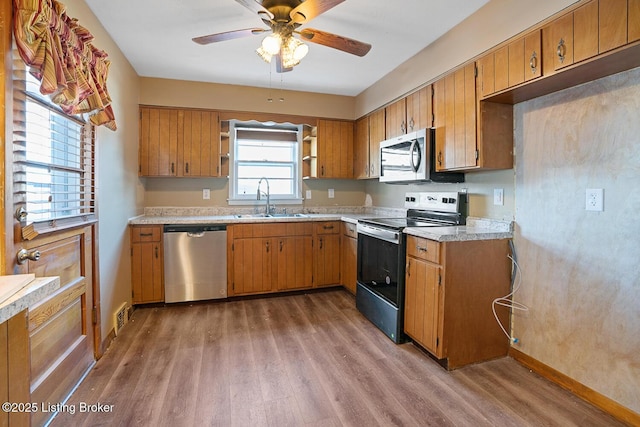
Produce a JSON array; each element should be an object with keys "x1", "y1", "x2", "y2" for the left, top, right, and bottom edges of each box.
[
  {"x1": 290, "y1": 0, "x2": 345, "y2": 24},
  {"x1": 275, "y1": 54, "x2": 293, "y2": 73},
  {"x1": 192, "y1": 28, "x2": 266, "y2": 45},
  {"x1": 299, "y1": 28, "x2": 371, "y2": 57},
  {"x1": 235, "y1": 0, "x2": 274, "y2": 21}
]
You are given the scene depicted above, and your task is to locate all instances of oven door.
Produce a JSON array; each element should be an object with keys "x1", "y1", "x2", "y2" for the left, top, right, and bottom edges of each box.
[{"x1": 356, "y1": 224, "x2": 405, "y2": 306}]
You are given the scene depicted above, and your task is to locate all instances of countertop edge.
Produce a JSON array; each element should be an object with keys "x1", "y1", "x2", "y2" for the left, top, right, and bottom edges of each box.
[
  {"x1": 0, "y1": 276, "x2": 61, "y2": 323},
  {"x1": 404, "y1": 226, "x2": 513, "y2": 242}
]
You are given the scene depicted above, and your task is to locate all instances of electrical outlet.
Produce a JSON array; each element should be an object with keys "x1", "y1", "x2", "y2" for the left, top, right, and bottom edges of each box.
[
  {"x1": 305, "y1": 190, "x2": 312, "y2": 199},
  {"x1": 202, "y1": 188, "x2": 210, "y2": 200},
  {"x1": 585, "y1": 188, "x2": 604, "y2": 211},
  {"x1": 328, "y1": 188, "x2": 335, "y2": 199},
  {"x1": 493, "y1": 188, "x2": 504, "y2": 206}
]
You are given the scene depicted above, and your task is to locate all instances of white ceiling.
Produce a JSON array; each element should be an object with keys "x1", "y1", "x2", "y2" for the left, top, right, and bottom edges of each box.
[{"x1": 85, "y1": 0, "x2": 488, "y2": 96}]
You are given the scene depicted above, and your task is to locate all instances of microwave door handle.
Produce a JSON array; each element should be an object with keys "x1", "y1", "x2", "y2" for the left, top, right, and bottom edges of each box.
[{"x1": 409, "y1": 140, "x2": 421, "y2": 172}]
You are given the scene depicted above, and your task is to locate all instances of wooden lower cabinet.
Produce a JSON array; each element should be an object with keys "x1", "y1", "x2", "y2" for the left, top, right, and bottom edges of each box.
[
  {"x1": 341, "y1": 222, "x2": 357, "y2": 294},
  {"x1": 314, "y1": 222, "x2": 341, "y2": 287},
  {"x1": 404, "y1": 235, "x2": 512, "y2": 369},
  {"x1": 229, "y1": 222, "x2": 314, "y2": 296},
  {"x1": 130, "y1": 225, "x2": 164, "y2": 304},
  {"x1": 0, "y1": 310, "x2": 30, "y2": 427}
]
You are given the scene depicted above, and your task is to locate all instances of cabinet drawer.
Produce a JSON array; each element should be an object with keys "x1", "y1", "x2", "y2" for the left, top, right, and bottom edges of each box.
[
  {"x1": 131, "y1": 225, "x2": 162, "y2": 243},
  {"x1": 406, "y1": 235, "x2": 439, "y2": 263},
  {"x1": 315, "y1": 221, "x2": 340, "y2": 234},
  {"x1": 342, "y1": 222, "x2": 357, "y2": 239}
]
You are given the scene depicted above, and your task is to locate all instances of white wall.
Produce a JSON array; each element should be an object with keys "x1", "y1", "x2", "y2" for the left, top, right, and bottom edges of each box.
[
  {"x1": 513, "y1": 67, "x2": 640, "y2": 413},
  {"x1": 65, "y1": 0, "x2": 142, "y2": 341}
]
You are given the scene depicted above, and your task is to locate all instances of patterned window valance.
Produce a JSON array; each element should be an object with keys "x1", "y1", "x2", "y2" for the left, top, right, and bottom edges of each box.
[{"x1": 13, "y1": 0, "x2": 117, "y2": 130}]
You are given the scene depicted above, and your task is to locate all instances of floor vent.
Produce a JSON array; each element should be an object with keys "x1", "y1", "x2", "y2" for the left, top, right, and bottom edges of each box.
[{"x1": 113, "y1": 303, "x2": 129, "y2": 336}]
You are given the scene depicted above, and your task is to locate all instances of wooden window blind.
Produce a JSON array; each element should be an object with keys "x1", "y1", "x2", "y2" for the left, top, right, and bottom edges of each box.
[{"x1": 12, "y1": 46, "x2": 96, "y2": 238}]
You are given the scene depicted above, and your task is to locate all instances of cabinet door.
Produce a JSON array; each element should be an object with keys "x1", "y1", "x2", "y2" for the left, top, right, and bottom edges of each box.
[
  {"x1": 574, "y1": 1, "x2": 599, "y2": 62},
  {"x1": 477, "y1": 52, "x2": 496, "y2": 98},
  {"x1": 524, "y1": 30, "x2": 542, "y2": 82},
  {"x1": 406, "y1": 86, "x2": 432, "y2": 132},
  {"x1": 317, "y1": 119, "x2": 354, "y2": 178},
  {"x1": 354, "y1": 116, "x2": 370, "y2": 179},
  {"x1": 315, "y1": 234, "x2": 341, "y2": 287},
  {"x1": 277, "y1": 236, "x2": 313, "y2": 291},
  {"x1": 433, "y1": 63, "x2": 477, "y2": 171},
  {"x1": 232, "y1": 238, "x2": 274, "y2": 295},
  {"x1": 368, "y1": 109, "x2": 385, "y2": 178},
  {"x1": 630, "y1": 0, "x2": 640, "y2": 42},
  {"x1": 139, "y1": 107, "x2": 178, "y2": 177},
  {"x1": 599, "y1": 0, "x2": 628, "y2": 53},
  {"x1": 181, "y1": 110, "x2": 220, "y2": 177},
  {"x1": 404, "y1": 257, "x2": 441, "y2": 356},
  {"x1": 385, "y1": 98, "x2": 407, "y2": 138},
  {"x1": 131, "y1": 241, "x2": 164, "y2": 304},
  {"x1": 550, "y1": 12, "x2": 574, "y2": 70},
  {"x1": 341, "y1": 233, "x2": 357, "y2": 294}
]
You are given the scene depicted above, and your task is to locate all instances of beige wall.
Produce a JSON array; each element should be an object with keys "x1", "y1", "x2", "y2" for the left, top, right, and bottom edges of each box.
[
  {"x1": 65, "y1": 1, "x2": 142, "y2": 341},
  {"x1": 140, "y1": 77, "x2": 355, "y2": 120},
  {"x1": 513, "y1": 67, "x2": 640, "y2": 413}
]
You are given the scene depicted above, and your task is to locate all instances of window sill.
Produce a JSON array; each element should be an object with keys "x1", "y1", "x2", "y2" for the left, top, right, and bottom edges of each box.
[{"x1": 227, "y1": 198, "x2": 304, "y2": 206}]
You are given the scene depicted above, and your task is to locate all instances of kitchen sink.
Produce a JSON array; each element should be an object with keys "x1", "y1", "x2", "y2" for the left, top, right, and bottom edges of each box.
[{"x1": 233, "y1": 213, "x2": 308, "y2": 219}]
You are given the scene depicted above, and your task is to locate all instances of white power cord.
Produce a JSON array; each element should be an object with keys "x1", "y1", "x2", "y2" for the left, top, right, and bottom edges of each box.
[{"x1": 492, "y1": 243, "x2": 528, "y2": 344}]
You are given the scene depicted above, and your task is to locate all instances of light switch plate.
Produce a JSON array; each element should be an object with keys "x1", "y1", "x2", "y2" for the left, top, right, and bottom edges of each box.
[
  {"x1": 328, "y1": 188, "x2": 335, "y2": 199},
  {"x1": 202, "y1": 188, "x2": 210, "y2": 200},
  {"x1": 305, "y1": 190, "x2": 312, "y2": 199},
  {"x1": 493, "y1": 188, "x2": 504, "y2": 206},
  {"x1": 586, "y1": 188, "x2": 603, "y2": 211}
]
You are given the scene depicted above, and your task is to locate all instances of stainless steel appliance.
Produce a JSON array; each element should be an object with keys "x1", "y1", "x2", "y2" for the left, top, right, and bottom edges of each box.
[
  {"x1": 356, "y1": 191, "x2": 467, "y2": 343},
  {"x1": 163, "y1": 224, "x2": 227, "y2": 303},
  {"x1": 379, "y1": 128, "x2": 464, "y2": 184}
]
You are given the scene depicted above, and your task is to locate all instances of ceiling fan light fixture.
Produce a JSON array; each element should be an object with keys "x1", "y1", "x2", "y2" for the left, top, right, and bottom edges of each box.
[
  {"x1": 261, "y1": 34, "x2": 282, "y2": 55},
  {"x1": 256, "y1": 46, "x2": 273, "y2": 63}
]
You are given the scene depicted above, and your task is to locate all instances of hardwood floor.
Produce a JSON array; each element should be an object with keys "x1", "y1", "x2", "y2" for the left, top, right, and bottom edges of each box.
[{"x1": 51, "y1": 289, "x2": 624, "y2": 426}]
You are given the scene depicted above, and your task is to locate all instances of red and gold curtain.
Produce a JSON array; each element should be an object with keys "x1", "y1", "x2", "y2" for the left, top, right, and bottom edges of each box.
[{"x1": 13, "y1": 0, "x2": 117, "y2": 130}]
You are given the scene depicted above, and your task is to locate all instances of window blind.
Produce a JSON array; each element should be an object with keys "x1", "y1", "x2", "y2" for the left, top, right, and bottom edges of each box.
[{"x1": 12, "y1": 46, "x2": 96, "y2": 238}]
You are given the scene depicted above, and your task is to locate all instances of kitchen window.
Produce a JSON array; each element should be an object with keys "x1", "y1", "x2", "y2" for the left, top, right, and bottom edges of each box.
[
  {"x1": 12, "y1": 57, "x2": 96, "y2": 235},
  {"x1": 229, "y1": 120, "x2": 302, "y2": 204}
]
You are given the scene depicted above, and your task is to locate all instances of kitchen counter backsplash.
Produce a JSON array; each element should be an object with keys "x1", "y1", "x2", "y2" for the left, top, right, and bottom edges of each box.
[{"x1": 141, "y1": 206, "x2": 407, "y2": 218}]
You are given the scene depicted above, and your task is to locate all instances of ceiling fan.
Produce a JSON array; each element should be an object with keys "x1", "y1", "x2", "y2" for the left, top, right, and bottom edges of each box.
[{"x1": 192, "y1": 0, "x2": 372, "y2": 72}]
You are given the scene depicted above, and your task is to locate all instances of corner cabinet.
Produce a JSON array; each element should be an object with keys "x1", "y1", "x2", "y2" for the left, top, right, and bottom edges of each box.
[
  {"x1": 404, "y1": 235, "x2": 512, "y2": 369},
  {"x1": 130, "y1": 225, "x2": 164, "y2": 304},
  {"x1": 433, "y1": 63, "x2": 513, "y2": 172},
  {"x1": 139, "y1": 106, "x2": 224, "y2": 178}
]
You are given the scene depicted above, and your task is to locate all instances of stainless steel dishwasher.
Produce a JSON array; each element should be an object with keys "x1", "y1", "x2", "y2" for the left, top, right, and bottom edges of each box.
[{"x1": 163, "y1": 224, "x2": 227, "y2": 303}]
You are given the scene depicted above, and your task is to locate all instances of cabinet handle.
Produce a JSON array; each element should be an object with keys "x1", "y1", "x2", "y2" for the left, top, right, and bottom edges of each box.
[
  {"x1": 17, "y1": 248, "x2": 40, "y2": 265},
  {"x1": 407, "y1": 260, "x2": 411, "y2": 277},
  {"x1": 370, "y1": 164, "x2": 374, "y2": 174},
  {"x1": 171, "y1": 162, "x2": 175, "y2": 174},
  {"x1": 437, "y1": 151, "x2": 443, "y2": 166},
  {"x1": 321, "y1": 165, "x2": 324, "y2": 176},
  {"x1": 557, "y1": 39, "x2": 566, "y2": 63},
  {"x1": 185, "y1": 162, "x2": 190, "y2": 174},
  {"x1": 529, "y1": 51, "x2": 538, "y2": 74},
  {"x1": 155, "y1": 245, "x2": 159, "y2": 259},
  {"x1": 323, "y1": 225, "x2": 334, "y2": 230},
  {"x1": 266, "y1": 241, "x2": 270, "y2": 253},
  {"x1": 279, "y1": 240, "x2": 283, "y2": 252},
  {"x1": 364, "y1": 163, "x2": 369, "y2": 176},
  {"x1": 416, "y1": 245, "x2": 428, "y2": 253},
  {"x1": 319, "y1": 237, "x2": 323, "y2": 249},
  {"x1": 409, "y1": 118, "x2": 415, "y2": 131},
  {"x1": 401, "y1": 120, "x2": 406, "y2": 134},
  {"x1": 139, "y1": 232, "x2": 153, "y2": 237}
]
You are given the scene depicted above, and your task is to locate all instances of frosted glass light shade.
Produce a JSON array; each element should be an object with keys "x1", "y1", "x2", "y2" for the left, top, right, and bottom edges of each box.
[{"x1": 261, "y1": 34, "x2": 281, "y2": 55}]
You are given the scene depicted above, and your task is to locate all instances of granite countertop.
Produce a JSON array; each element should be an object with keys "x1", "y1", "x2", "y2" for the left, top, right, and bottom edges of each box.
[
  {"x1": 404, "y1": 217, "x2": 513, "y2": 242},
  {"x1": 0, "y1": 274, "x2": 61, "y2": 323}
]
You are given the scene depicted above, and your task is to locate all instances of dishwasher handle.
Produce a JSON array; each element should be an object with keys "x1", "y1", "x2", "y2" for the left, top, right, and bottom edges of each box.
[
  {"x1": 187, "y1": 231, "x2": 205, "y2": 238},
  {"x1": 164, "y1": 224, "x2": 227, "y2": 233}
]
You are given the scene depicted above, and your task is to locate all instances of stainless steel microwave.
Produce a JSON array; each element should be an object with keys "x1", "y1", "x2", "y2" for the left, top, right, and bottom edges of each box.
[{"x1": 379, "y1": 128, "x2": 464, "y2": 184}]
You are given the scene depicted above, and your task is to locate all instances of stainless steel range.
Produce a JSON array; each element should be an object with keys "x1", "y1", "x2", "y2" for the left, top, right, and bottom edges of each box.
[{"x1": 356, "y1": 191, "x2": 467, "y2": 343}]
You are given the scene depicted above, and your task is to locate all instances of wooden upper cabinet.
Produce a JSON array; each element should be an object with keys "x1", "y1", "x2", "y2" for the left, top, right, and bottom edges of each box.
[
  {"x1": 599, "y1": 0, "x2": 628, "y2": 52},
  {"x1": 354, "y1": 116, "x2": 370, "y2": 179},
  {"x1": 547, "y1": 1, "x2": 599, "y2": 72},
  {"x1": 630, "y1": 0, "x2": 640, "y2": 42},
  {"x1": 368, "y1": 109, "x2": 385, "y2": 178},
  {"x1": 316, "y1": 119, "x2": 354, "y2": 179},
  {"x1": 180, "y1": 109, "x2": 220, "y2": 177},
  {"x1": 550, "y1": 12, "x2": 575, "y2": 70},
  {"x1": 139, "y1": 107, "x2": 178, "y2": 176},
  {"x1": 385, "y1": 98, "x2": 407, "y2": 138},
  {"x1": 406, "y1": 86, "x2": 433, "y2": 132}
]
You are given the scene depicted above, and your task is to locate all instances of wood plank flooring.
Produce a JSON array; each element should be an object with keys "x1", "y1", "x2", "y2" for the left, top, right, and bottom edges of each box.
[{"x1": 51, "y1": 289, "x2": 624, "y2": 427}]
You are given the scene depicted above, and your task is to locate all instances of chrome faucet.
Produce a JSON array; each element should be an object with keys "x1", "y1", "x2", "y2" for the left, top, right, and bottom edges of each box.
[{"x1": 257, "y1": 177, "x2": 272, "y2": 215}]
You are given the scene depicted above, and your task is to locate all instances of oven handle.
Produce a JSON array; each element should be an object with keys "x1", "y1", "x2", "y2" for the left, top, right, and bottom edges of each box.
[{"x1": 357, "y1": 223, "x2": 400, "y2": 244}]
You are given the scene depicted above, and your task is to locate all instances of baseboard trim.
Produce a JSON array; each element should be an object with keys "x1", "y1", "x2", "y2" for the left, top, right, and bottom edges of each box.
[
  {"x1": 100, "y1": 328, "x2": 116, "y2": 357},
  {"x1": 509, "y1": 348, "x2": 639, "y2": 426}
]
